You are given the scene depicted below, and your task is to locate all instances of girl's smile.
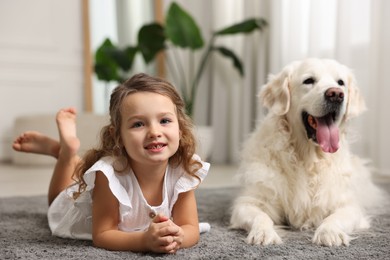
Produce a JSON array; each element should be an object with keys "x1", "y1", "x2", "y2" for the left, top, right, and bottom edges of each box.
[{"x1": 144, "y1": 142, "x2": 167, "y2": 152}]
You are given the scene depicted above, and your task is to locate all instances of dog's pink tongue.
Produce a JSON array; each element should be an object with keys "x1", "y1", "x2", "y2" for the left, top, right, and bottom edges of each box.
[{"x1": 316, "y1": 116, "x2": 339, "y2": 153}]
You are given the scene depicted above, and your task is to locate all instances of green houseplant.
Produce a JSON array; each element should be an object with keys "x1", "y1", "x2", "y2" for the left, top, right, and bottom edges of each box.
[{"x1": 94, "y1": 2, "x2": 267, "y2": 118}]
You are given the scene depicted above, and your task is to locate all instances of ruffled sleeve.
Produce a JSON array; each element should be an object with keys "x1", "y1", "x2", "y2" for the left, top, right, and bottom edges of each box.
[
  {"x1": 82, "y1": 156, "x2": 132, "y2": 208},
  {"x1": 169, "y1": 154, "x2": 210, "y2": 211}
]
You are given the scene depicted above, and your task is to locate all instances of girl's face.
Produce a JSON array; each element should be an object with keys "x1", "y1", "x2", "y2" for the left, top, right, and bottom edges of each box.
[{"x1": 120, "y1": 92, "x2": 180, "y2": 168}]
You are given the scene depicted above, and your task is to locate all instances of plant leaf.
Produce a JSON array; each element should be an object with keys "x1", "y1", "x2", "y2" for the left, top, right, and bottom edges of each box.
[
  {"x1": 94, "y1": 63, "x2": 120, "y2": 82},
  {"x1": 214, "y1": 46, "x2": 244, "y2": 76},
  {"x1": 94, "y1": 38, "x2": 121, "y2": 82},
  {"x1": 214, "y1": 18, "x2": 267, "y2": 36},
  {"x1": 138, "y1": 23, "x2": 166, "y2": 63},
  {"x1": 106, "y1": 47, "x2": 137, "y2": 71},
  {"x1": 165, "y1": 2, "x2": 204, "y2": 49},
  {"x1": 94, "y1": 38, "x2": 115, "y2": 64},
  {"x1": 124, "y1": 46, "x2": 138, "y2": 69}
]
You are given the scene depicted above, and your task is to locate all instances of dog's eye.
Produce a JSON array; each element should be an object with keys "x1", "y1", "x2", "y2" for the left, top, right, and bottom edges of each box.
[
  {"x1": 337, "y1": 79, "x2": 345, "y2": 86},
  {"x1": 303, "y1": 78, "x2": 315, "y2": 85}
]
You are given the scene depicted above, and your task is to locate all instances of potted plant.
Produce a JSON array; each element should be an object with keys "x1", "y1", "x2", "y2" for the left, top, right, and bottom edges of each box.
[{"x1": 94, "y1": 2, "x2": 267, "y2": 118}]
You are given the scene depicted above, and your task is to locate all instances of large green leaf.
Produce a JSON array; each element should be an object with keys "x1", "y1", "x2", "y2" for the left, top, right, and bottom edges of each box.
[
  {"x1": 94, "y1": 38, "x2": 121, "y2": 82},
  {"x1": 214, "y1": 46, "x2": 244, "y2": 76},
  {"x1": 215, "y1": 18, "x2": 267, "y2": 36},
  {"x1": 138, "y1": 23, "x2": 166, "y2": 63},
  {"x1": 94, "y1": 38, "x2": 115, "y2": 64},
  {"x1": 106, "y1": 47, "x2": 137, "y2": 71},
  {"x1": 165, "y1": 2, "x2": 204, "y2": 49},
  {"x1": 94, "y1": 62, "x2": 120, "y2": 82},
  {"x1": 94, "y1": 38, "x2": 138, "y2": 82}
]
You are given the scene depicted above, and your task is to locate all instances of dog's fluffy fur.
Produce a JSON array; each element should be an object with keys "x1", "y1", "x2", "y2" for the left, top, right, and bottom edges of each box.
[{"x1": 230, "y1": 58, "x2": 385, "y2": 246}]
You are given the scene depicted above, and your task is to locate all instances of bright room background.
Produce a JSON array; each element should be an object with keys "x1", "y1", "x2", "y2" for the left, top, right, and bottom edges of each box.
[{"x1": 1, "y1": 0, "x2": 389, "y2": 176}]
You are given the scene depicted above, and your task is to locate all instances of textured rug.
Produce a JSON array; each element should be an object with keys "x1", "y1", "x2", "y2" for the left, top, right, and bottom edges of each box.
[{"x1": 1, "y1": 185, "x2": 389, "y2": 260}]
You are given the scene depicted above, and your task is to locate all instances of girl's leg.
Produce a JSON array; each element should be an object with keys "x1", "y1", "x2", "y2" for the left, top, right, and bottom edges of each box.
[
  {"x1": 48, "y1": 108, "x2": 81, "y2": 205},
  {"x1": 12, "y1": 131, "x2": 60, "y2": 158}
]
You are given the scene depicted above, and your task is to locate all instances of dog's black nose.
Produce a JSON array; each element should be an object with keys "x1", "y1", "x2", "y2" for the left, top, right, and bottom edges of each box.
[{"x1": 325, "y1": 88, "x2": 344, "y2": 103}]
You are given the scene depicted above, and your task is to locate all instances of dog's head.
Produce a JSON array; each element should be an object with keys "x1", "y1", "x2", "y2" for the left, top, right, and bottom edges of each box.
[{"x1": 260, "y1": 58, "x2": 366, "y2": 153}]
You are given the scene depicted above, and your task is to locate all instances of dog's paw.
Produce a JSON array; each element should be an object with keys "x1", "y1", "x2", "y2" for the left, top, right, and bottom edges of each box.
[
  {"x1": 246, "y1": 227, "x2": 282, "y2": 245},
  {"x1": 312, "y1": 223, "x2": 350, "y2": 246}
]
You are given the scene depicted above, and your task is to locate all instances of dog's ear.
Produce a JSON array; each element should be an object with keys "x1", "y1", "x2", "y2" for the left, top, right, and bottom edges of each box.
[
  {"x1": 345, "y1": 73, "x2": 366, "y2": 120},
  {"x1": 259, "y1": 68, "x2": 291, "y2": 115}
]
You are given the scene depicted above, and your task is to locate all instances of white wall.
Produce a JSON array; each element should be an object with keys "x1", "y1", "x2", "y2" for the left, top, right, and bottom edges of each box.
[{"x1": 0, "y1": 0, "x2": 84, "y2": 161}]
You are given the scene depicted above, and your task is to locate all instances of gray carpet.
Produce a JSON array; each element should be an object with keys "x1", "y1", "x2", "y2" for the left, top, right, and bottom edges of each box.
[{"x1": 1, "y1": 185, "x2": 389, "y2": 260}]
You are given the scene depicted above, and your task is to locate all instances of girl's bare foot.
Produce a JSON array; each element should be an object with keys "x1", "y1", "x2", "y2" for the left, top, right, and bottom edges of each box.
[
  {"x1": 56, "y1": 107, "x2": 80, "y2": 159},
  {"x1": 12, "y1": 131, "x2": 60, "y2": 158},
  {"x1": 47, "y1": 108, "x2": 81, "y2": 205}
]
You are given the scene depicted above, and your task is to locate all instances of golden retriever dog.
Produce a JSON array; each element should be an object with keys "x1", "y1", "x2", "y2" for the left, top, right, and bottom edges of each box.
[{"x1": 230, "y1": 58, "x2": 385, "y2": 246}]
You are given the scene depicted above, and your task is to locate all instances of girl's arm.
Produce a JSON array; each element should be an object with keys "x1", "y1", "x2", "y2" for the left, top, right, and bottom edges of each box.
[
  {"x1": 92, "y1": 171, "x2": 179, "y2": 253},
  {"x1": 171, "y1": 190, "x2": 200, "y2": 248}
]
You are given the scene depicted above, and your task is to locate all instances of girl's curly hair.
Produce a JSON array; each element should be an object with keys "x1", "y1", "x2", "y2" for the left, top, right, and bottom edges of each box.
[{"x1": 72, "y1": 73, "x2": 201, "y2": 197}]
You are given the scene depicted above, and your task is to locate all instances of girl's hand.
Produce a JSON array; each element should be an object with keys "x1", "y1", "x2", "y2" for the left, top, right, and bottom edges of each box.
[
  {"x1": 166, "y1": 220, "x2": 184, "y2": 250},
  {"x1": 143, "y1": 214, "x2": 182, "y2": 254}
]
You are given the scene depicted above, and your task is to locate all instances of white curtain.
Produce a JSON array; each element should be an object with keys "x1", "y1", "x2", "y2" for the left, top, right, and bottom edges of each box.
[
  {"x1": 209, "y1": 0, "x2": 270, "y2": 164},
  {"x1": 164, "y1": 0, "x2": 270, "y2": 164},
  {"x1": 369, "y1": 0, "x2": 390, "y2": 176}
]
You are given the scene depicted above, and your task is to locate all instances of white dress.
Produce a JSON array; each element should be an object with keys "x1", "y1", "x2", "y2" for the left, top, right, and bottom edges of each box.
[{"x1": 47, "y1": 155, "x2": 210, "y2": 240}]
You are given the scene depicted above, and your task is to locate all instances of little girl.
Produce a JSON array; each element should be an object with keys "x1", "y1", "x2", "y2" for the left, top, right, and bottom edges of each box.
[{"x1": 12, "y1": 73, "x2": 210, "y2": 254}]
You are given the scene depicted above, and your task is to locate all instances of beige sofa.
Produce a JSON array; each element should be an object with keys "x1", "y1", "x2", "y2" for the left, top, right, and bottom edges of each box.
[{"x1": 12, "y1": 113, "x2": 109, "y2": 166}]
